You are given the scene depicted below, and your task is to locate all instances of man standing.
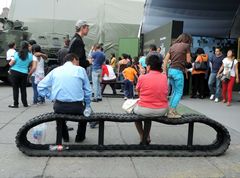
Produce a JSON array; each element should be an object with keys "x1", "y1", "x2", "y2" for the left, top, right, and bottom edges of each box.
[
  {"x1": 37, "y1": 53, "x2": 91, "y2": 142},
  {"x1": 57, "y1": 37, "x2": 70, "y2": 65},
  {"x1": 68, "y1": 20, "x2": 90, "y2": 69},
  {"x1": 208, "y1": 47, "x2": 225, "y2": 102},
  {"x1": 90, "y1": 44, "x2": 106, "y2": 102}
]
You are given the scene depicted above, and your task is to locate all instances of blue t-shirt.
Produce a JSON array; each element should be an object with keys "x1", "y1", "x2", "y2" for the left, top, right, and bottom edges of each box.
[
  {"x1": 11, "y1": 52, "x2": 33, "y2": 74},
  {"x1": 139, "y1": 56, "x2": 146, "y2": 67},
  {"x1": 92, "y1": 51, "x2": 105, "y2": 71},
  {"x1": 210, "y1": 55, "x2": 225, "y2": 73}
]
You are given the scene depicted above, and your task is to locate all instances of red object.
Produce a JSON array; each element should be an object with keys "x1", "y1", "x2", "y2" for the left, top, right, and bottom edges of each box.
[
  {"x1": 222, "y1": 76, "x2": 235, "y2": 103},
  {"x1": 136, "y1": 71, "x2": 168, "y2": 109},
  {"x1": 102, "y1": 65, "x2": 109, "y2": 77}
]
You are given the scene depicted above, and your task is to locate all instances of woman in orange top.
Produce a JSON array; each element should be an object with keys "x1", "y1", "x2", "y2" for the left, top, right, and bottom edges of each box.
[{"x1": 191, "y1": 48, "x2": 208, "y2": 99}]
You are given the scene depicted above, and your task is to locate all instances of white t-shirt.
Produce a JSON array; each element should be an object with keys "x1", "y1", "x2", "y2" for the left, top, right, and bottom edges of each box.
[
  {"x1": 6, "y1": 49, "x2": 16, "y2": 61},
  {"x1": 32, "y1": 55, "x2": 45, "y2": 84},
  {"x1": 103, "y1": 65, "x2": 116, "y2": 81},
  {"x1": 222, "y1": 58, "x2": 238, "y2": 77}
]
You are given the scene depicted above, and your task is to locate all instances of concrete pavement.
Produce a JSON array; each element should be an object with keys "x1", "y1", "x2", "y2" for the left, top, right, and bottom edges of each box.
[{"x1": 0, "y1": 83, "x2": 240, "y2": 178}]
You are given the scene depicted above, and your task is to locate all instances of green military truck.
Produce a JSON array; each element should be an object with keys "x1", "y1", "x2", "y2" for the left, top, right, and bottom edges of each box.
[{"x1": 0, "y1": 18, "x2": 31, "y2": 83}]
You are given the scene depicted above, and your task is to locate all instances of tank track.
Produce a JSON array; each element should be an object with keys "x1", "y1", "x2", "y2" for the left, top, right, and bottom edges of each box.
[{"x1": 15, "y1": 113, "x2": 230, "y2": 157}]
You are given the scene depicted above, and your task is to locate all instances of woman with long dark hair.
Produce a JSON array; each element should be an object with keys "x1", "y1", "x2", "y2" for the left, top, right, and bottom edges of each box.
[
  {"x1": 163, "y1": 33, "x2": 192, "y2": 118},
  {"x1": 8, "y1": 41, "x2": 33, "y2": 108}
]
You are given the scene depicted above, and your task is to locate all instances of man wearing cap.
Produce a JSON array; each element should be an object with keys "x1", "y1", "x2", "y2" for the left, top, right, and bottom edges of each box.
[
  {"x1": 66, "y1": 20, "x2": 91, "y2": 142},
  {"x1": 68, "y1": 20, "x2": 90, "y2": 69}
]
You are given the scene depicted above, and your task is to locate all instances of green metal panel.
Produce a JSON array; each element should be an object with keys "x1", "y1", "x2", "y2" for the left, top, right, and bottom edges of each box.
[{"x1": 118, "y1": 38, "x2": 139, "y2": 57}]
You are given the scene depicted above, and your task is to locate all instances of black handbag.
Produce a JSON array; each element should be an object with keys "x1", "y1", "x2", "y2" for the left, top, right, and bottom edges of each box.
[
  {"x1": 193, "y1": 56, "x2": 208, "y2": 71},
  {"x1": 194, "y1": 61, "x2": 208, "y2": 70},
  {"x1": 220, "y1": 61, "x2": 234, "y2": 82}
]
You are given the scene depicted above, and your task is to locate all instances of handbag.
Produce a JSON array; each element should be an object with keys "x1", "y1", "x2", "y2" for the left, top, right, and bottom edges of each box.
[
  {"x1": 220, "y1": 73, "x2": 231, "y2": 82},
  {"x1": 194, "y1": 56, "x2": 208, "y2": 71},
  {"x1": 194, "y1": 61, "x2": 208, "y2": 70},
  {"x1": 122, "y1": 99, "x2": 139, "y2": 113},
  {"x1": 220, "y1": 61, "x2": 234, "y2": 82}
]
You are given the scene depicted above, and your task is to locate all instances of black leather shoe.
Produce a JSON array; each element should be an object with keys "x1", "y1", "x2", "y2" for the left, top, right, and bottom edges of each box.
[
  {"x1": 8, "y1": 105, "x2": 18, "y2": 108},
  {"x1": 97, "y1": 98, "x2": 102, "y2": 102},
  {"x1": 75, "y1": 135, "x2": 86, "y2": 142},
  {"x1": 23, "y1": 104, "x2": 30, "y2": 107},
  {"x1": 91, "y1": 99, "x2": 98, "y2": 102},
  {"x1": 90, "y1": 121, "x2": 99, "y2": 128},
  {"x1": 63, "y1": 137, "x2": 69, "y2": 142}
]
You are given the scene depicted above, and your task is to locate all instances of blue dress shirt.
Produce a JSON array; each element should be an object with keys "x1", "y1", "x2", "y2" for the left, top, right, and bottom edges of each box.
[{"x1": 37, "y1": 62, "x2": 92, "y2": 107}]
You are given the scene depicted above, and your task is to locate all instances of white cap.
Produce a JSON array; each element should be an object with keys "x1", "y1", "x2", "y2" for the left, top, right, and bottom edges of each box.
[{"x1": 75, "y1": 20, "x2": 89, "y2": 29}]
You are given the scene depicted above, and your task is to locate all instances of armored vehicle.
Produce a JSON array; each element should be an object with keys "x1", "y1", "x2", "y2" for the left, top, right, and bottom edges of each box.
[
  {"x1": 35, "y1": 33, "x2": 66, "y2": 73},
  {"x1": 0, "y1": 18, "x2": 31, "y2": 83}
]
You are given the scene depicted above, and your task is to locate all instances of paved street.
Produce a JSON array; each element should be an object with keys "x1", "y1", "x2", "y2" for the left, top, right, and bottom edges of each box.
[{"x1": 0, "y1": 83, "x2": 240, "y2": 178}]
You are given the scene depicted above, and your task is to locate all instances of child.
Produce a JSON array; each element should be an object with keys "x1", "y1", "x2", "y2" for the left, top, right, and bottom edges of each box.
[
  {"x1": 30, "y1": 44, "x2": 46, "y2": 104},
  {"x1": 122, "y1": 62, "x2": 138, "y2": 99}
]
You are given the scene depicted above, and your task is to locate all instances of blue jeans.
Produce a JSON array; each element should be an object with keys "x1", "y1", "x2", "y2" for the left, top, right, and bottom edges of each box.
[
  {"x1": 124, "y1": 79, "x2": 134, "y2": 98},
  {"x1": 118, "y1": 73, "x2": 124, "y2": 91},
  {"x1": 208, "y1": 73, "x2": 221, "y2": 98},
  {"x1": 168, "y1": 68, "x2": 184, "y2": 109},
  {"x1": 92, "y1": 69, "x2": 102, "y2": 99},
  {"x1": 31, "y1": 76, "x2": 45, "y2": 104}
]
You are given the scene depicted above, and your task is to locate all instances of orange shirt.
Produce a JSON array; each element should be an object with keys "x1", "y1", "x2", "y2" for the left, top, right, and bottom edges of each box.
[
  {"x1": 122, "y1": 67, "x2": 137, "y2": 82},
  {"x1": 192, "y1": 54, "x2": 208, "y2": 75}
]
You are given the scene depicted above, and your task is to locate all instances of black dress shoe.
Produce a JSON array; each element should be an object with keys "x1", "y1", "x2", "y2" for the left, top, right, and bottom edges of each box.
[
  {"x1": 23, "y1": 104, "x2": 30, "y2": 107},
  {"x1": 8, "y1": 105, "x2": 18, "y2": 108},
  {"x1": 63, "y1": 137, "x2": 69, "y2": 142},
  {"x1": 97, "y1": 98, "x2": 102, "y2": 102},
  {"x1": 90, "y1": 121, "x2": 99, "y2": 128},
  {"x1": 75, "y1": 135, "x2": 86, "y2": 142},
  {"x1": 91, "y1": 99, "x2": 98, "y2": 102}
]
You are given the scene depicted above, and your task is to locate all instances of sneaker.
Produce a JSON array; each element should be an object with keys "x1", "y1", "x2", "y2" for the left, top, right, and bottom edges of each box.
[
  {"x1": 214, "y1": 98, "x2": 219, "y2": 103},
  {"x1": 124, "y1": 97, "x2": 128, "y2": 100},
  {"x1": 210, "y1": 94, "x2": 214, "y2": 100},
  {"x1": 167, "y1": 110, "x2": 181, "y2": 119},
  {"x1": 226, "y1": 102, "x2": 231, "y2": 106}
]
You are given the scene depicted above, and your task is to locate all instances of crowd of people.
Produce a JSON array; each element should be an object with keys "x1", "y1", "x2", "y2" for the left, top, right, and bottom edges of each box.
[{"x1": 4, "y1": 19, "x2": 239, "y2": 144}]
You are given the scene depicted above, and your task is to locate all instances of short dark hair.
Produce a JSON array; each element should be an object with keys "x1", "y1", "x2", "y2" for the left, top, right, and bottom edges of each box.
[
  {"x1": 95, "y1": 43, "x2": 102, "y2": 50},
  {"x1": 215, "y1": 46, "x2": 222, "y2": 52},
  {"x1": 32, "y1": 44, "x2": 41, "y2": 53},
  {"x1": 105, "y1": 60, "x2": 110, "y2": 65},
  {"x1": 149, "y1": 44, "x2": 157, "y2": 51},
  {"x1": 146, "y1": 54, "x2": 162, "y2": 72},
  {"x1": 63, "y1": 53, "x2": 79, "y2": 63},
  {"x1": 122, "y1": 53, "x2": 128, "y2": 59},
  {"x1": 8, "y1": 42, "x2": 15, "y2": 48},
  {"x1": 196, "y1": 48, "x2": 205, "y2": 55},
  {"x1": 28, "y1": 39, "x2": 37, "y2": 46}
]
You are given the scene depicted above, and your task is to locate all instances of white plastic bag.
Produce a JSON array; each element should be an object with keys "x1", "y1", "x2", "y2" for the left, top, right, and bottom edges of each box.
[
  {"x1": 122, "y1": 99, "x2": 139, "y2": 113},
  {"x1": 32, "y1": 123, "x2": 47, "y2": 144}
]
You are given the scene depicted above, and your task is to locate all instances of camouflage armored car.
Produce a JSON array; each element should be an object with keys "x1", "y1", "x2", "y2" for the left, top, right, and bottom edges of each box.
[{"x1": 0, "y1": 18, "x2": 31, "y2": 83}]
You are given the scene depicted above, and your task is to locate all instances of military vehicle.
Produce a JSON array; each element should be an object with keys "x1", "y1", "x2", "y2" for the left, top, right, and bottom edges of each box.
[
  {"x1": 0, "y1": 18, "x2": 31, "y2": 83},
  {"x1": 0, "y1": 18, "x2": 64, "y2": 83},
  {"x1": 35, "y1": 33, "x2": 66, "y2": 74}
]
